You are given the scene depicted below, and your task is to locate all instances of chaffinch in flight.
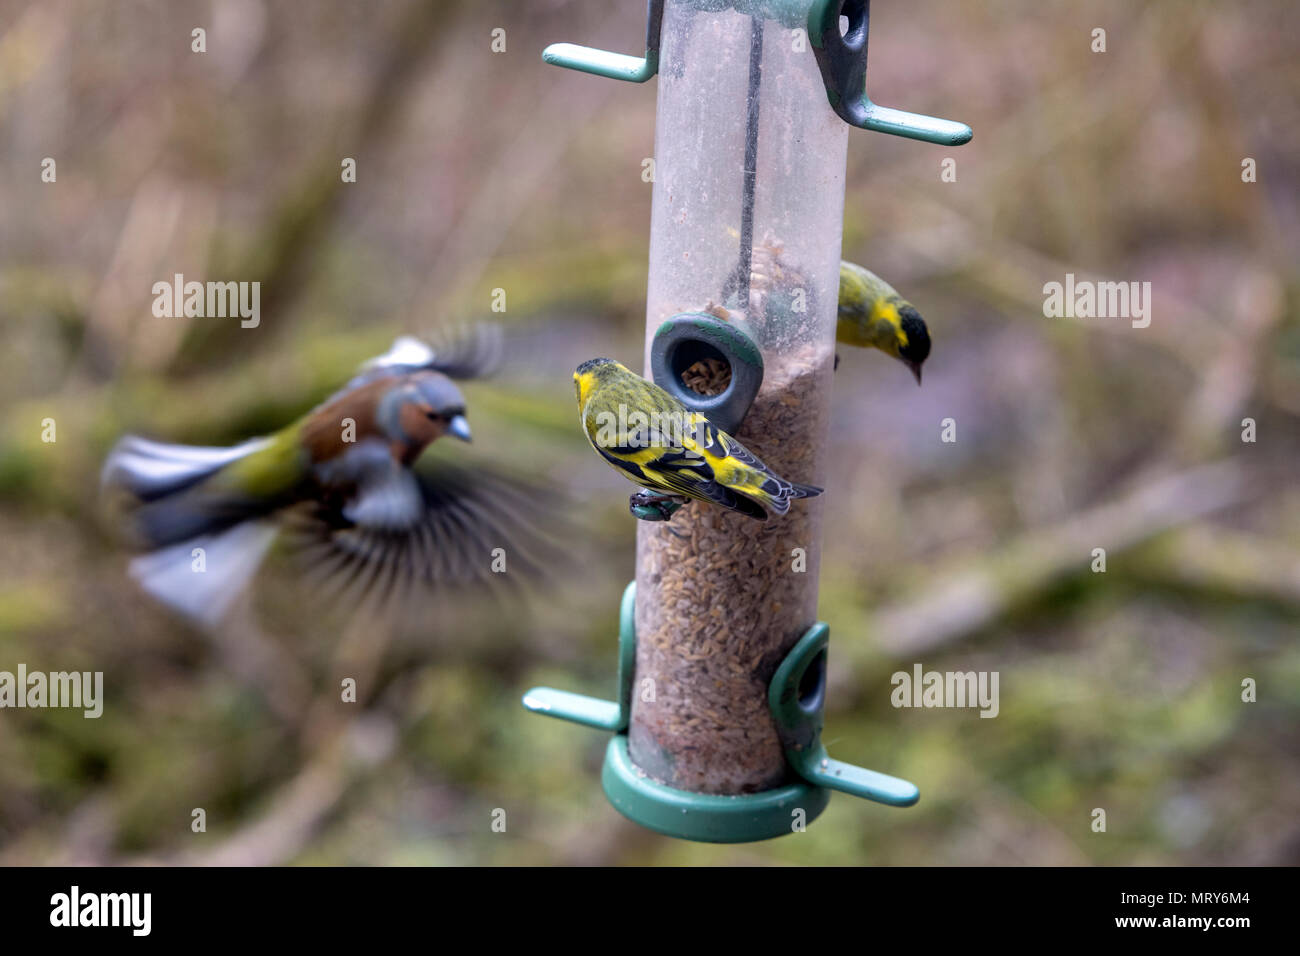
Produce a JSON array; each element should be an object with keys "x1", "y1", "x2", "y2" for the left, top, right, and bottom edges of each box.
[{"x1": 103, "y1": 326, "x2": 553, "y2": 627}]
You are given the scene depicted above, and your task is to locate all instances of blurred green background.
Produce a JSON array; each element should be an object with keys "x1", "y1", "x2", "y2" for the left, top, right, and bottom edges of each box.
[{"x1": 1, "y1": 0, "x2": 1297, "y2": 865}]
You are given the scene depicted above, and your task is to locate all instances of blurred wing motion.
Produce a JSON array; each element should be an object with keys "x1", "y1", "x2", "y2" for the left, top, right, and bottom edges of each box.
[
  {"x1": 102, "y1": 428, "x2": 560, "y2": 628},
  {"x1": 358, "y1": 324, "x2": 504, "y2": 382},
  {"x1": 285, "y1": 452, "x2": 559, "y2": 607}
]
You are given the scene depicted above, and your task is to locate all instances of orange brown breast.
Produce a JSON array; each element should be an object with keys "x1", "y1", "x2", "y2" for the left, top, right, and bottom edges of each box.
[{"x1": 299, "y1": 376, "x2": 393, "y2": 464}]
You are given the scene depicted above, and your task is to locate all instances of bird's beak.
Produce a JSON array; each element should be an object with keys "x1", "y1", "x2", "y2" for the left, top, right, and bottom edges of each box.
[
  {"x1": 907, "y1": 361, "x2": 923, "y2": 386},
  {"x1": 447, "y1": 414, "x2": 473, "y2": 443}
]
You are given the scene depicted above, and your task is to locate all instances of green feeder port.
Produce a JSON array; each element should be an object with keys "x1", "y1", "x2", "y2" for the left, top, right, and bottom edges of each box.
[
  {"x1": 649, "y1": 312, "x2": 764, "y2": 434},
  {"x1": 528, "y1": 0, "x2": 967, "y2": 843}
]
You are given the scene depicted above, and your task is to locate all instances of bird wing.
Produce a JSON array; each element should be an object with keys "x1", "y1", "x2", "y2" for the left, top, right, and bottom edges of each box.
[
  {"x1": 599, "y1": 417, "x2": 770, "y2": 520},
  {"x1": 356, "y1": 324, "x2": 504, "y2": 383},
  {"x1": 304, "y1": 325, "x2": 502, "y2": 423},
  {"x1": 286, "y1": 445, "x2": 560, "y2": 605},
  {"x1": 682, "y1": 417, "x2": 820, "y2": 517}
]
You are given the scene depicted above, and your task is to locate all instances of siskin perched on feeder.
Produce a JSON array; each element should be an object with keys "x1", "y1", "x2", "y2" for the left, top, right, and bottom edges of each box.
[
  {"x1": 103, "y1": 325, "x2": 553, "y2": 627},
  {"x1": 837, "y1": 260, "x2": 931, "y2": 384},
  {"x1": 574, "y1": 357, "x2": 821, "y2": 522}
]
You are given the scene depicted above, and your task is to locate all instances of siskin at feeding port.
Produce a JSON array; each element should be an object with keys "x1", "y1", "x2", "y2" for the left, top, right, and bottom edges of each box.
[{"x1": 524, "y1": 0, "x2": 971, "y2": 843}]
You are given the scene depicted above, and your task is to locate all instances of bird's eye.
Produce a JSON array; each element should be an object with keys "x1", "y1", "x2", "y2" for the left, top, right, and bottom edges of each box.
[{"x1": 426, "y1": 411, "x2": 441, "y2": 421}]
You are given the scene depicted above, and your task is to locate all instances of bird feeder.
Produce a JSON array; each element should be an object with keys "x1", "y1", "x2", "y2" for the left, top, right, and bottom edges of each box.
[{"x1": 525, "y1": 0, "x2": 970, "y2": 842}]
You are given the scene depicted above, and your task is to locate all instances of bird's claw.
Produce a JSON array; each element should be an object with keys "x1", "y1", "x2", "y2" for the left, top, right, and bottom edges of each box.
[{"x1": 629, "y1": 491, "x2": 689, "y2": 527}]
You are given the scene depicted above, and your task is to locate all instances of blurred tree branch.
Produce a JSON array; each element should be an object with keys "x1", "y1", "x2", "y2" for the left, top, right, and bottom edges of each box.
[
  {"x1": 174, "y1": 0, "x2": 460, "y2": 372},
  {"x1": 871, "y1": 459, "x2": 1259, "y2": 654}
]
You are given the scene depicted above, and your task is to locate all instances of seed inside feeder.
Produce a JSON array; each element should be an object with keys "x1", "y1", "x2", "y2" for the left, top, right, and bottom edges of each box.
[{"x1": 681, "y1": 357, "x2": 732, "y2": 396}]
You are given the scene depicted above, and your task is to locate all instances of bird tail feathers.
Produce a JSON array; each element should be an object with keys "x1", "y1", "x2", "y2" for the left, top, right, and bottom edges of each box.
[
  {"x1": 103, "y1": 436, "x2": 275, "y2": 547},
  {"x1": 128, "y1": 521, "x2": 278, "y2": 629},
  {"x1": 787, "y1": 480, "x2": 823, "y2": 500},
  {"x1": 745, "y1": 476, "x2": 823, "y2": 517},
  {"x1": 102, "y1": 435, "x2": 269, "y2": 501}
]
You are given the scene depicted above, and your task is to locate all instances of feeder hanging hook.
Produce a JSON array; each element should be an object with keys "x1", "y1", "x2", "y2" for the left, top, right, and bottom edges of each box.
[
  {"x1": 542, "y1": 0, "x2": 665, "y2": 83},
  {"x1": 810, "y1": 0, "x2": 973, "y2": 146}
]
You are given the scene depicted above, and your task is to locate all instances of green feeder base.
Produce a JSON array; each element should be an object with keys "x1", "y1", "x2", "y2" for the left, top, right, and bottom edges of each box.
[
  {"x1": 601, "y1": 736, "x2": 830, "y2": 843},
  {"x1": 523, "y1": 582, "x2": 918, "y2": 843}
]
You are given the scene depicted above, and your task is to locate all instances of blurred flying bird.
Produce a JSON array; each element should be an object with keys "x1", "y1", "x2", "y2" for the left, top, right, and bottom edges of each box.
[
  {"x1": 103, "y1": 325, "x2": 551, "y2": 627},
  {"x1": 837, "y1": 260, "x2": 931, "y2": 384},
  {"x1": 574, "y1": 357, "x2": 821, "y2": 522}
]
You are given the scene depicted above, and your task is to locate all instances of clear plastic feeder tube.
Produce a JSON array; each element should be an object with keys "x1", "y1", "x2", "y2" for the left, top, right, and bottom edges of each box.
[{"x1": 631, "y1": 0, "x2": 848, "y2": 793}]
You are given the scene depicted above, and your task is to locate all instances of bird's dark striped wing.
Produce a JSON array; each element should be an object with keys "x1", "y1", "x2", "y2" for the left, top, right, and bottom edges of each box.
[
  {"x1": 594, "y1": 424, "x2": 769, "y2": 521},
  {"x1": 692, "y1": 420, "x2": 820, "y2": 515}
]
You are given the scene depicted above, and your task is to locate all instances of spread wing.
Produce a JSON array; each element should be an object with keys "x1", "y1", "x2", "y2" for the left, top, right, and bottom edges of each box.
[
  {"x1": 356, "y1": 324, "x2": 504, "y2": 383},
  {"x1": 285, "y1": 447, "x2": 562, "y2": 606}
]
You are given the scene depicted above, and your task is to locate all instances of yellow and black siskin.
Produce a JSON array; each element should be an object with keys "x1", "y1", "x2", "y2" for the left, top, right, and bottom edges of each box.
[
  {"x1": 837, "y1": 260, "x2": 931, "y2": 384},
  {"x1": 574, "y1": 357, "x2": 821, "y2": 522}
]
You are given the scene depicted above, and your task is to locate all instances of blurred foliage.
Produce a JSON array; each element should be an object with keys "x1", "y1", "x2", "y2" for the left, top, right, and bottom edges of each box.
[{"x1": 0, "y1": 0, "x2": 1297, "y2": 865}]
